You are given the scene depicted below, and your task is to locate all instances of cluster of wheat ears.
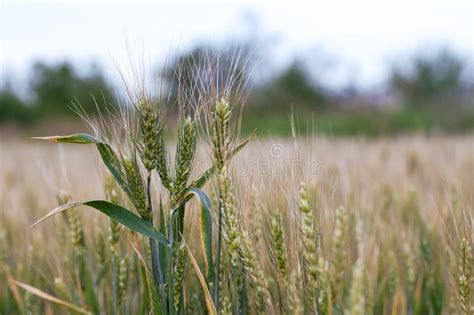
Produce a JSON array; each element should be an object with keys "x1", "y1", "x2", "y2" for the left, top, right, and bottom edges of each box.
[{"x1": 0, "y1": 57, "x2": 473, "y2": 315}]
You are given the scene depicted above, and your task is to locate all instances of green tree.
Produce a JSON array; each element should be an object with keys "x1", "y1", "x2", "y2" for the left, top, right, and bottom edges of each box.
[
  {"x1": 252, "y1": 61, "x2": 328, "y2": 112},
  {"x1": 390, "y1": 48, "x2": 464, "y2": 107},
  {"x1": 0, "y1": 88, "x2": 31, "y2": 124},
  {"x1": 30, "y1": 61, "x2": 115, "y2": 117}
]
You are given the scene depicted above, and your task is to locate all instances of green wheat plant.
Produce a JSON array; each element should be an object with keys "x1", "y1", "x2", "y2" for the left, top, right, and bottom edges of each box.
[{"x1": 28, "y1": 54, "x2": 253, "y2": 314}]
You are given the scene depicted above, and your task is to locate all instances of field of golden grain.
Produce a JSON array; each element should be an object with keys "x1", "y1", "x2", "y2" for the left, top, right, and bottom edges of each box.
[{"x1": 1, "y1": 134, "x2": 473, "y2": 314}]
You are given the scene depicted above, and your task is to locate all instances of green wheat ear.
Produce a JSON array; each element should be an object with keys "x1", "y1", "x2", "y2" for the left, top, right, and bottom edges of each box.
[
  {"x1": 240, "y1": 230, "x2": 269, "y2": 314},
  {"x1": 287, "y1": 270, "x2": 303, "y2": 315},
  {"x1": 458, "y1": 238, "x2": 472, "y2": 314},
  {"x1": 270, "y1": 210, "x2": 287, "y2": 279},
  {"x1": 117, "y1": 257, "x2": 128, "y2": 308},
  {"x1": 137, "y1": 100, "x2": 160, "y2": 172},
  {"x1": 173, "y1": 243, "x2": 187, "y2": 311},
  {"x1": 298, "y1": 182, "x2": 318, "y2": 301},
  {"x1": 211, "y1": 98, "x2": 231, "y2": 169},
  {"x1": 218, "y1": 166, "x2": 241, "y2": 267},
  {"x1": 332, "y1": 205, "x2": 349, "y2": 301},
  {"x1": 174, "y1": 116, "x2": 197, "y2": 201},
  {"x1": 349, "y1": 257, "x2": 366, "y2": 315},
  {"x1": 317, "y1": 257, "x2": 331, "y2": 315},
  {"x1": 156, "y1": 132, "x2": 171, "y2": 190},
  {"x1": 123, "y1": 158, "x2": 149, "y2": 220}
]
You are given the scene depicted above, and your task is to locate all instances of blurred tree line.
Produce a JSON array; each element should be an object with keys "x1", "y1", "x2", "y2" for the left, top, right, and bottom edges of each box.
[
  {"x1": 0, "y1": 46, "x2": 473, "y2": 136},
  {"x1": 0, "y1": 61, "x2": 114, "y2": 124},
  {"x1": 390, "y1": 48, "x2": 471, "y2": 107}
]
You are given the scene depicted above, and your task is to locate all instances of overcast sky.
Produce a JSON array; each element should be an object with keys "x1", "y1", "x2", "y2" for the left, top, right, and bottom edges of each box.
[{"x1": 1, "y1": 0, "x2": 473, "y2": 90}]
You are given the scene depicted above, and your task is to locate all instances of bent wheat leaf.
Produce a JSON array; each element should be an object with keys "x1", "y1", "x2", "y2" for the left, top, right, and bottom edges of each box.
[
  {"x1": 12, "y1": 280, "x2": 92, "y2": 314},
  {"x1": 32, "y1": 133, "x2": 98, "y2": 144},
  {"x1": 32, "y1": 200, "x2": 170, "y2": 245},
  {"x1": 183, "y1": 188, "x2": 214, "y2": 283}
]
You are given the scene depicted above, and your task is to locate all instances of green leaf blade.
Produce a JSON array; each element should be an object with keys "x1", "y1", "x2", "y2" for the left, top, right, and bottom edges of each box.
[{"x1": 32, "y1": 200, "x2": 170, "y2": 245}]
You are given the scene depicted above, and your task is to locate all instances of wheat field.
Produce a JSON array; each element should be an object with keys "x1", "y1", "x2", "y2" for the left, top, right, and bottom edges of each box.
[{"x1": 0, "y1": 131, "x2": 472, "y2": 314}]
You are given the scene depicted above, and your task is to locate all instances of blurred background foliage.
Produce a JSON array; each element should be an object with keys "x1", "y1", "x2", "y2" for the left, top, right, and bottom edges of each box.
[{"x1": 0, "y1": 40, "x2": 473, "y2": 137}]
